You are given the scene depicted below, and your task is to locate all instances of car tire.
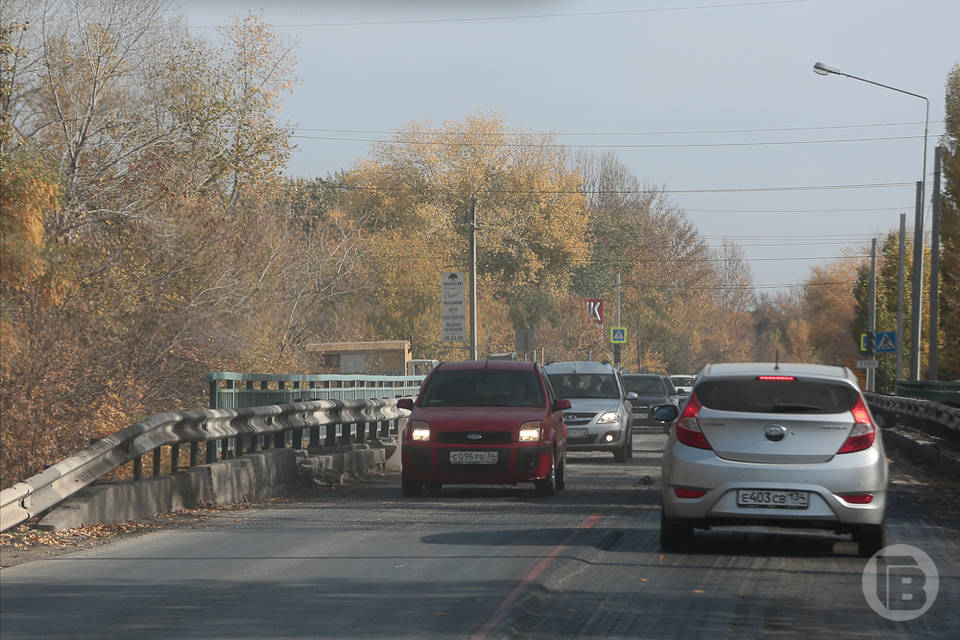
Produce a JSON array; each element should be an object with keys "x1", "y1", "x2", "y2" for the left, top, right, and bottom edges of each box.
[
  {"x1": 660, "y1": 510, "x2": 693, "y2": 552},
  {"x1": 856, "y1": 524, "x2": 885, "y2": 558},
  {"x1": 425, "y1": 482, "x2": 442, "y2": 494},
  {"x1": 555, "y1": 449, "x2": 566, "y2": 490},
  {"x1": 401, "y1": 472, "x2": 423, "y2": 497},
  {"x1": 534, "y1": 453, "x2": 557, "y2": 497},
  {"x1": 626, "y1": 432, "x2": 633, "y2": 460},
  {"x1": 613, "y1": 445, "x2": 627, "y2": 463}
]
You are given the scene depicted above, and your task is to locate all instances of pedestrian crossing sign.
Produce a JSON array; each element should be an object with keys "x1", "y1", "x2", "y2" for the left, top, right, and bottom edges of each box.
[
  {"x1": 875, "y1": 331, "x2": 896, "y2": 354},
  {"x1": 610, "y1": 327, "x2": 627, "y2": 344}
]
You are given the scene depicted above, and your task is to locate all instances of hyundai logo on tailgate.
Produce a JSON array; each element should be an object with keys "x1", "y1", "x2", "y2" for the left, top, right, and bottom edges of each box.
[
  {"x1": 466, "y1": 433, "x2": 482, "y2": 440},
  {"x1": 764, "y1": 424, "x2": 788, "y2": 442}
]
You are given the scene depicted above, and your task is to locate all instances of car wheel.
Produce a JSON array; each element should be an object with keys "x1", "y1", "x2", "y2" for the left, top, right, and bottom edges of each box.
[
  {"x1": 424, "y1": 482, "x2": 442, "y2": 494},
  {"x1": 534, "y1": 453, "x2": 557, "y2": 497},
  {"x1": 626, "y1": 433, "x2": 633, "y2": 460},
  {"x1": 613, "y1": 438, "x2": 630, "y2": 462},
  {"x1": 555, "y1": 450, "x2": 566, "y2": 490},
  {"x1": 401, "y1": 472, "x2": 423, "y2": 497},
  {"x1": 660, "y1": 510, "x2": 693, "y2": 552},
  {"x1": 856, "y1": 524, "x2": 885, "y2": 558}
]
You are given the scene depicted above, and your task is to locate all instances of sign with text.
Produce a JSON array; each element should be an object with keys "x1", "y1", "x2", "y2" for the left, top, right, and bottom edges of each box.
[
  {"x1": 441, "y1": 272, "x2": 466, "y2": 343},
  {"x1": 585, "y1": 298, "x2": 604, "y2": 325}
]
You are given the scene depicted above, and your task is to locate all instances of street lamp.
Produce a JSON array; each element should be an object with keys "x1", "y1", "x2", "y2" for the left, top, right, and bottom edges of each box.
[{"x1": 812, "y1": 61, "x2": 929, "y2": 382}]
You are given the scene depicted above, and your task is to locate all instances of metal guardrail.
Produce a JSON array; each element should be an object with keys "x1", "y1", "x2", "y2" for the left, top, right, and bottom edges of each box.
[
  {"x1": 864, "y1": 392, "x2": 960, "y2": 441},
  {"x1": 207, "y1": 372, "x2": 426, "y2": 409},
  {"x1": 894, "y1": 380, "x2": 960, "y2": 408},
  {"x1": 0, "y1": 398, "x2": 408, "y2": 533}
]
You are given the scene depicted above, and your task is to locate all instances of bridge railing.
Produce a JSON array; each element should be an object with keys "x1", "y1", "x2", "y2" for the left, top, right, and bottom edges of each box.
[
  {"x1": 207, "y1": 372, "x2": 426, "y2": 409},
  {"x1": 864, "y1": 392, "x2": 960, "y2": 442},
  {"x1": 0, "y1": 398, "x2": 410, "y2": 534}
]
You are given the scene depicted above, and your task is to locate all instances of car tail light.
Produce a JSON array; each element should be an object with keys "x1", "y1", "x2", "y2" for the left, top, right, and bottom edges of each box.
[
  {"x1": 675, "y1": 392, "x2": 712, "y2": 450},
  {"x1": 837, "y1": 396, "x2": 876, "y2": 454},
  {"x1": 674, "y1": 487, "x2": 707, "y2": 499},
  {"x1": 838, "y1": 493, "x2": 874, "y2": 504}
]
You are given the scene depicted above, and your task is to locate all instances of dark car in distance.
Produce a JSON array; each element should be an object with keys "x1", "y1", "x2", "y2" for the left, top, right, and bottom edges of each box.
[
  {"x1": 397, "y1": 360, "x2": 570, "y2": 497},
  {"x1": 622, "y1": 373, "x2": 678, "y2": 431}
]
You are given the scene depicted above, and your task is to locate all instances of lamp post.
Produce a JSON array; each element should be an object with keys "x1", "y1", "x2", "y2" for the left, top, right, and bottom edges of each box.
[{"x1": 813, "y1": 62, "x2": 929, "y2": 381}]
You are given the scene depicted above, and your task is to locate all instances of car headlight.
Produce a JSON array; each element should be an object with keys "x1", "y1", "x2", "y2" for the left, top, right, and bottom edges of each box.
[
  {"x1": 596, "y1": 411, "x2": 620, "y2": 424},
  {"x1": 408, "y1": 420, "x2": 430, "y2": 441},
  {"x1": 519, "y1": 421, "x2": 542, "y2": 442}
]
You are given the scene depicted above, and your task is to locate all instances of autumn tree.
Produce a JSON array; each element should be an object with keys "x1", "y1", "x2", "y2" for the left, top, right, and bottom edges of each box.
[{"x1": 938, "y1": 63, "x2": 959, "y2": 379}]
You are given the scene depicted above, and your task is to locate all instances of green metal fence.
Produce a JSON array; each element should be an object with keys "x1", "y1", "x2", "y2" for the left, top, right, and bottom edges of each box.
[
  {"x1": 895, "y1": 380, "x2": 960, "y2": 408},
  {"x1": 207, "y1": 372, "x2": 426, "y2": 409}
]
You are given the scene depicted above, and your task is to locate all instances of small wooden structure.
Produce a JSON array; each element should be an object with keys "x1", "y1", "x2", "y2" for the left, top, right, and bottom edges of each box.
[{"x1": 306, "y1": 340, "x2": 412, "y2": 375}]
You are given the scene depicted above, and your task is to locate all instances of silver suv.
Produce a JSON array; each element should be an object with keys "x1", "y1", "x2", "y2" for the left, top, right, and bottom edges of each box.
[
  {"x1": 659, "y1": 362, "x2": 888, "y2": 557},
  {"x1": 543, "y1": 362, "x2": 635, "y2": 462}
]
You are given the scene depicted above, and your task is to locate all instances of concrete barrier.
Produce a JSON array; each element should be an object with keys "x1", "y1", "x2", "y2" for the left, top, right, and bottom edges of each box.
[
  {"x1": 37, "y1": 448, "x2": 301, "y2": 531},
  {"x1": 882, "y1": 427, "x2": 960, "y2": 480}
]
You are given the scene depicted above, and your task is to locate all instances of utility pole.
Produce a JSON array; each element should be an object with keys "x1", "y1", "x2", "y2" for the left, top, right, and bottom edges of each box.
[
  {"x1": 909, "y1": 181, "x2": 924, "y2": 381},
  {"x1": 469, "y1": 195, "x2": 478, "y2": 361},
  {"x1": 896, "y1": 213, "x2": 906, "y2": 381},
  {"x1": 614, "y1": 273, "x2": 622, "y2": 368},
  {"x1": 868, "y1": 238, "x2": 877, "y2": 392},
  {"x1": 928, "y1": 146, "x2": 942, "y2": 380}
]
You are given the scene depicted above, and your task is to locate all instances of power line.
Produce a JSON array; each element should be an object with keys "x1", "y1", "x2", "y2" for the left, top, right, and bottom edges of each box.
[
  {"x1": 294, "y1": 121, "x2": 944, "y2": 138},
  {"x1": 194, "y1": 1, "x2": 809, "y2": 29},
  {"x1": 329, "y1": 182, "x2": 912, "y2": 195},
  {"x1": 290, "y1": 133, "x2": 928, "y2": 149}
]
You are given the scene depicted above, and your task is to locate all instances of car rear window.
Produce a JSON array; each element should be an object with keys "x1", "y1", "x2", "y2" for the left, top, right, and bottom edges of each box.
[
  {"x1": 420, "y1": 370, "x2": 545, "y2": 407},
  {"x1": 695, "y1": 378, "x2": 858, "y2": 413},
  {"x1": 622, "y1": 376, "x2": 663, "y2": 395},
  {"x1": 547, "y1": 373, "x2": 619, "y2": 399},
  {"x1": 671, "y1": 376, "x2": 696, "y2": 387}
]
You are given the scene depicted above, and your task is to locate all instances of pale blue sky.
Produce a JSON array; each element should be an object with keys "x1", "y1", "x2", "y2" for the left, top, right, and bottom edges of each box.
[{"x1": 184, "y1": 0, "x2": 958, "y2": 292}]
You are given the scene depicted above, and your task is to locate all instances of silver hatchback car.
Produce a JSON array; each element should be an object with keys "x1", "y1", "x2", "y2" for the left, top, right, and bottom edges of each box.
[{"x1": 659, "y1": 362, "x2": 888, "y2": 556}]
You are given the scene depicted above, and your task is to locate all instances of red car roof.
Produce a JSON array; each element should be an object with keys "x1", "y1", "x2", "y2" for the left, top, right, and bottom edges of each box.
[{"x1": 435, "y1": 360, "x2": 537, "y2": 371}]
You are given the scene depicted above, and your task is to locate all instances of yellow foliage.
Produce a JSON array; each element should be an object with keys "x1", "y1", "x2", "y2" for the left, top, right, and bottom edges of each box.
[{"x1": 0, "y1": 157, "x2": 58, "y2": 292}]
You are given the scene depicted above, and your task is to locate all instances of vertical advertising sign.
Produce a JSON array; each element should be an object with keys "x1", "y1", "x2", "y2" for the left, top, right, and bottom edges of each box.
[{"x1": 441, "y1": 272, "x2": 466, "y2": 343}]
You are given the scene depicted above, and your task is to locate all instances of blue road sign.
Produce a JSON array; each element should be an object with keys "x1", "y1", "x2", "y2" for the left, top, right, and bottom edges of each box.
[
  {"x1": 875, "y1": 331, "x2": 896, "y2": 354},
  {"x1": 610, "y1": 327, "x2": 627, "y2": 344}
]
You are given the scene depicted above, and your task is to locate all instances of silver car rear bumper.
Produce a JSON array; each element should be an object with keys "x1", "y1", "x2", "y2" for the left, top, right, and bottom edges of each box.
[{"x1": 661, "y1": 439, "x2": 887, "y2": 527}]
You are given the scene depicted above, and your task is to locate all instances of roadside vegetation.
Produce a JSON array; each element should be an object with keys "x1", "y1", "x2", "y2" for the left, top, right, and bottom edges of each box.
[{"x1": 1, "y1": 0, "x2": 957, "y2": 486}]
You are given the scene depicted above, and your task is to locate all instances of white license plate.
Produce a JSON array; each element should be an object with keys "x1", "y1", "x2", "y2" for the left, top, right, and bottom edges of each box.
[
  {"x1": 736, "y1": 489, "x2": 809, "y2": 509},
  {"x1": 568, "y1": 428, "x2": 588, "y2": 438},
  {"x1": 449, "y1": 451, "x2": 498, "y2": 464}
]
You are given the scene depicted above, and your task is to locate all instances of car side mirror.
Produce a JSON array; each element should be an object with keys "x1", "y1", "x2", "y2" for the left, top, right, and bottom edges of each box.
[
  {"x1": 397, "y1": 397, "x2": 415, "y2": 411},
  {"x1": 626, "y1": 392, "x2": 638, "y2": 400},
  {"x1": 652, "y1": 404, "x2": 679, "y2": 422},
  {"x1": 553, "y1": 398, "x2": 572, "y2": 411}
]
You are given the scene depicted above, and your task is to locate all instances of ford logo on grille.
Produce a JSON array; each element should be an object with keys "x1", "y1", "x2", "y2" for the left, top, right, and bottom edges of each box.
[
  {"x1": 764, "y1": 424, "x2": 787, "y2": 442},
  {"x1": 466, "y1": 433, "x2": 482, "y2": 440}
]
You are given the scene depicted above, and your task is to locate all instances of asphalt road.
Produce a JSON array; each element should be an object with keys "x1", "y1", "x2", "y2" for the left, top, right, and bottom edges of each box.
[{"x1": 2, "y1": 433, "x2": 958, "y2": 639}]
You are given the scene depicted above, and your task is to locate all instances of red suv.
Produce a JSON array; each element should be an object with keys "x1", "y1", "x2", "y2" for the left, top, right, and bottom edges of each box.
[{"x1": 397, "y1": 361, "x2": 570, "y2": 497}]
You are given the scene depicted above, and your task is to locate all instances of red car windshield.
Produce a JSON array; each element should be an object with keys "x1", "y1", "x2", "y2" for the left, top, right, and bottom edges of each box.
[{"x1": 420, "y1": 370, "x2": 545, "y2": 407}]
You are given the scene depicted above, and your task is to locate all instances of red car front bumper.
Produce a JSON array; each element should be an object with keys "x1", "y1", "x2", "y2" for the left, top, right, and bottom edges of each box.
[{"x1": 402, "y1": 443, "x2": 554, "y2": 484}]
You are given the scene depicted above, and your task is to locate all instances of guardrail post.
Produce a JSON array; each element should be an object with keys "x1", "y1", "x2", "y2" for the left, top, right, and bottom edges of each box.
[
  {"x1": 292, "y1": 427, "x2": 303, "y2": 449},
  {"x1": 171, "y1": 443, "x2": 180, "y2": 472},
  {"x1": 190, "y1": 442, "x2": 199, "y2": 467},
  {"x1": 206, "y1": 440, "x2": 217, "y2": 463},
  {"x1": 274, "y1": 430, "x2": 285, "y2": 448},
  {"x1": 325, "y1": 423, "x2": 337, "y2": 448},
  {"x1": 153, "y1": 448, "x2": 162, "y2": 476},
  {"x1": 133, "y1": 455, "x2": 142, "y2": 480},
  {"x1": 310, "y1": 425, "x2": 320, "y2": 448}
]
